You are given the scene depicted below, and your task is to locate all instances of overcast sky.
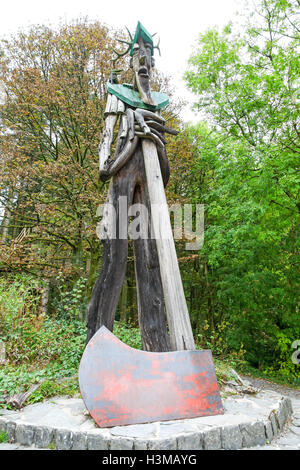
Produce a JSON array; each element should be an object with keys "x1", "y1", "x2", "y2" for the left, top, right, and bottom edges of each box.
[{"x1": 0, "y1": 0, "x2": 244, "y2": 122}]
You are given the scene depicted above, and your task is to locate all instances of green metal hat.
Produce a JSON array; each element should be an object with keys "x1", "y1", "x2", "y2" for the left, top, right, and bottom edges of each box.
[{"x1": 130, "y1": 21, "x2": 154, "y2": 56}]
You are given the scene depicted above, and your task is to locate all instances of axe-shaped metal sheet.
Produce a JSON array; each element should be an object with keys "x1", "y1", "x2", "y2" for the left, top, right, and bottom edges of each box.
[{"x1": 79, "y1": 326, "x2": 224, "y2": 428}]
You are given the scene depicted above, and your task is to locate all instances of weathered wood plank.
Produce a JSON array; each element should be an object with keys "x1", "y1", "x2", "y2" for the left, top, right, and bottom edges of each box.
[
  {"x1": 133, "y1": 182, "x2": 171, "y2": 352},
  {"x1": 87, "y1": 142, "x2": 170, "y2": 352},
  {"x1": 142, "y1": 139, "x2": 195, "y2": 351}
]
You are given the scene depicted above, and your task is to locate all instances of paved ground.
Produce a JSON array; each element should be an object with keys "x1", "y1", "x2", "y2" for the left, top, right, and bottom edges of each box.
[
  {"x1": 241, "y1": 376, "x2": 300, "y2": 450},
  {"x1": 0, "y1": 376, "x2": 299, "y2": 451},
  {"x1": 0, "y1": 443, "x2": 47, "y2": 450}
]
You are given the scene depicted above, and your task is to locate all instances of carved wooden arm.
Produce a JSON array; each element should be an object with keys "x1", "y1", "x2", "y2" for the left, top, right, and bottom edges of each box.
[{"x1": 99, "y1": 99, "x2": 178, "y2": 186}]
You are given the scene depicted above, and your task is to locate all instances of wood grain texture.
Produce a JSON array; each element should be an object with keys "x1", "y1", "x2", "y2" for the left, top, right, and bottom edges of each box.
[
  {"x1": 86, "y1": 140, "x2": 170, "y2": 352},
  {"x1": 142, "y1": 139, "x2": 196, "y2": 351}
]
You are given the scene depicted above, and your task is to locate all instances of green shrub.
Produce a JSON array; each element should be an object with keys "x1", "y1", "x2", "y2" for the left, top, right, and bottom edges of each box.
[
  {"x1": 28, "y1": 378, "x2": 79, "y2": 404},
  {"x1": 195, "y1": 320, "x2": 246, "y2": 368},
  {"x1": 0, "y1": 274, "x2": 87, "y2": 367},
  {"x1": 51, "y1": 273, "x2": 88, "y2": 321},
  {"x1": 113, "y1": 321, "x2": 142, "y2": 350},
  {"x1": 0, "y1": 274, "x2": 145, "y2": 402},
  {"x1": 0, "y1": 431, "x2": 7, "y2": 443},
  {"x1": 261, "y1": 331, "x2": 300, "y2": 384}
]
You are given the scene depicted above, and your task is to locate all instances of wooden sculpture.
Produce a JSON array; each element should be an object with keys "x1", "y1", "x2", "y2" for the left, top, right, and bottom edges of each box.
[
  {"x1": 86, "y1": 22, "x2": 195, "y2": 352},
  {"x1": 79, "y1": 23, "x2": 224, "y2": 428}
]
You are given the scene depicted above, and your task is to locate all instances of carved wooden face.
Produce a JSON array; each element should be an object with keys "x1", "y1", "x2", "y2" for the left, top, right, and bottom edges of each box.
[{"x1": 130, "y1": 37, "x2": 156, "y2": 106}]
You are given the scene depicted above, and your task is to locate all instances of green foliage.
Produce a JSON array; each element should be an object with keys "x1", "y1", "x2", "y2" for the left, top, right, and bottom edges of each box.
[
  {"x1": 0, "y1": 20, "x2": 120, "y2": 279},
  {"x1": 0, "y1": 274, "x2": 87, "y2": 368},
  {"x1": 0, "y1": 431, "x2": 7, "y2": 443},
  {"x1": 47, "y1": 442, "x2": 56, "y2": 450},
  {"x1": 113, "y1": 321, "x2": 142, "y2": 350},
  {"x1": 184, "y1": 0, "x2": 300, "y2": 383},
  {"x1": 0, "y1": 275, "x2": 146, "y2": 403},
  {"x1": 0, "y1": 274, "x2": 43, "y2": 335},
  {"x1": 196, "y1": 320, "x2": 246, "y2": 366},
  {"x1": 0, "y1": 365, "x2": 81, "y2": 402},
  {"x1": 28, "y1": 378, "x2": 79, "y2": 404},
  {"x1": 0, "y1": 274, "x2": 87, "y2": 402},
  {"x1": 213, "y1": 359, "x2": 241, "y2": 386},
  {"x1": 0, "y1": 314, "x2": 87, "y2": 393},
  {"x1": 262, "y1": 332, "x2": 300, "y2": 382},
  {"x1": 51, "y1": 273, "x2": 88, "y2": 321}
]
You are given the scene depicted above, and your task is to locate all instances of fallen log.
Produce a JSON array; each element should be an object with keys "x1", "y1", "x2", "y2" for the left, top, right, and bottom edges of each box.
[
  {"x1": 0, "y1": 374, "x2": 78, "y2": 410},
  {"x1": 6, "y1": 380, "x2": 47, "y2": 410}
]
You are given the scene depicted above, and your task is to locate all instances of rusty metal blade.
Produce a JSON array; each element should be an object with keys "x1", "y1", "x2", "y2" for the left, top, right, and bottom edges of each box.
[{"x1": 79, "y1": 326, "x2": 224, "y2": 428}]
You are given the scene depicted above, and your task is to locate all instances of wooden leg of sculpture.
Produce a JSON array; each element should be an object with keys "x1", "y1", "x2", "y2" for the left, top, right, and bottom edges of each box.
[
  {"x1": 133, "y1": 183, "x2": 170, "y2": 352},
  {"x1": 86, "y1": 146, "x2": 170, "y2": 351},
  {"x1": 142, "y1": 139, "x2": 196, "y2": 351}
]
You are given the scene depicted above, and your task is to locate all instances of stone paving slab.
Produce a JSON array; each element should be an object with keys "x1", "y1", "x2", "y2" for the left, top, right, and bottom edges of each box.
[
  {"x1": 0, "y1": 390, "x2": 294, "y2": 450},
  {"x1": 242, "y1": 396, "x2": 300, "y2": 450},
  {"x1": 0, "y1": 443, "x2": 20, "y2": 450},
  {"x1": 0, "y1": 443, "x2": 49, "y2": 450}
]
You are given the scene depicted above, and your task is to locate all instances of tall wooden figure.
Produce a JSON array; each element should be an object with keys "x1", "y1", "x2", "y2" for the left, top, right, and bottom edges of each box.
[
  {"x1": 86, "y1": 22, "x2": 195, "y2": 352},
  {"x1": 80, "y1": 23, "x2": 224, "y2": 428}
]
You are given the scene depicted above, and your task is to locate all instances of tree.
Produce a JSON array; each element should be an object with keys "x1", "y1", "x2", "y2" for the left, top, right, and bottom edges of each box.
[
  {"x1": 0, "y1": 21, "x2": 122, "y2": 282},
  {"x1": 184, "y1": 0, "x2": 299, "y2": 378},
  {"x1": 0, "y1": 20, "x2": 191, "y2": 322}
]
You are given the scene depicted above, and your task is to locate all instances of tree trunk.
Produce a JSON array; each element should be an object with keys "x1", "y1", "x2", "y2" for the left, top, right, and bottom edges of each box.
[
  {"x1": 40, "y1": 279, "x2": 50, "y2": 316},
  {"x1": 0, "y1": 196, "x2": 12, "y2": 243},
  {"x1": 119, "y1": 277, "x2": 128, "y2": 322},
  {"x1": 133, "y1": 183, "x2": 170, "y2": 351}
]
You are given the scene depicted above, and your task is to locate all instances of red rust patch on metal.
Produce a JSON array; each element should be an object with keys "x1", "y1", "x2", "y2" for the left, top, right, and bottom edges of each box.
[{"x1": 78, "y1": 326, "x2": 224, "y2": 427}]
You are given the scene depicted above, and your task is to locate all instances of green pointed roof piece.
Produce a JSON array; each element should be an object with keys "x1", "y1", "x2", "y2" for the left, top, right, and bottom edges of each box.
[
  {"x1": 107, "y1": 82, "x2": 169, "y2": 111},
  {"x1": 130, "y1": 21, "x2": 154, "y2": 56}
]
